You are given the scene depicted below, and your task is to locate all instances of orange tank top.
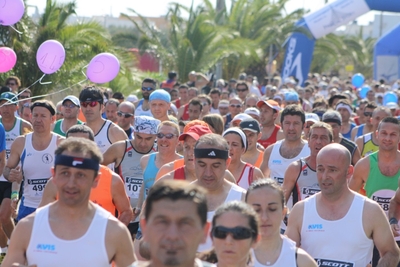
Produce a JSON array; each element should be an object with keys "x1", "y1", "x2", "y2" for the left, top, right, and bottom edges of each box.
[
  {"x1": 254, "y1": 151, "x2": 264, "y2": 168},
  {"x1": 90, "y1": 165, "x2": 115, "y2": 215}
]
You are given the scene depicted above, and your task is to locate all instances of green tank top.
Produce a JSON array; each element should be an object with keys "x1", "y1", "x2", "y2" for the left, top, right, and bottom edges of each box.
[
  {"x1": 365, "y1": 151, "x2": 400, "y2": 213},
  {"x1": 361, "y1": 133, "x2": 378, "y2": 157},
  {"x1": 52, "y1": 119, "x2": 83, "y2": 137}
]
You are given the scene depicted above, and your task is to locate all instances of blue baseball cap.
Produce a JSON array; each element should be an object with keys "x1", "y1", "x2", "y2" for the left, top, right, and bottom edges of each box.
[
  {"x1": 149, "y1": 89, "x2": 171, "y2": 103},
  {"x1": 285, "y1": 91, "x2": 299, "y2": 102}
]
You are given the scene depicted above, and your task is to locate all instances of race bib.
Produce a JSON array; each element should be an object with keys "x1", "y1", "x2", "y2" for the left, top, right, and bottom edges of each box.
[
  {"x1": 27, "y1": 178, "x2": 48, "y2": 198},
  {"x1": 315, "y1": 258, "x2": 354, "y2": 267},
  {"x1": 274, "y1": 177, "x2": 284, "y2": 185},
  {"x1": 302, "y1": 187, "x2": 321, "y2": 199},
  {"x1": 125, "y1": 177, "x2": 143, "y2": 200}
]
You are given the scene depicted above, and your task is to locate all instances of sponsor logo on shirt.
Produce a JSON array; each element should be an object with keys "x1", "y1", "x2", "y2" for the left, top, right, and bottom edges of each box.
[
  {"x1": 307, "y1": 224, "x2": 324, "y2": 232},
  {"x1": 35, "y1": 244, "x2": 57, "y2": 254},
  {"x1": 272, "y1": 159, "x2": 281, "y2": 165},
  {"x1": 315, "y1": 258, "x2": 354, "y2": 267}
]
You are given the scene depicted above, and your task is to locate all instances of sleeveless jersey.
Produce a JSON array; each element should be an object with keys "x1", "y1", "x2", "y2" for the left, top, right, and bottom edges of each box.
[
  {"x1": 292, "y1": 158, "x2": 320, "y2": 206},
  {"x1": 301, "y1": 194, "x2": 373, "y2": 267},
  {"x1": 224, "y1": 114, "x2": 233, "y2": 130},
  {"x1": 181, "y1": 104, "x2": 189, "y2": 121},
  {"x1": 175, "y1": 99, "x2": 182, "y2": 109},
  {"x1": 26, "y1": 205, "x2": 111, "y2": 267},
  {"x1": 173, "y1": 166, "x2": 186, "y2": 180},
  {"x1": 198, "y1": 184, "x2": 245, "y2": 252},
  {"x1": 341, "y1": 122, "x2": 356, "y2": 140},
  {"x1": 361, "y1": 133, "x2": 378, "y2": 157},
  {"x1": 236, "y1": 163, "x2": 255, "y2": 190},
  {"x1": 251, "y1": 236, "x2": 297, "y2": 267},
  {"x1": 94, "y1": 120, "x2": 113, "y2": 154},
  {"x1": 21, "y1": 133, "x2": 58, "y2": 208},
  {"x1": 160, "y1": 80, "x2": 175, "y2": 90},
  {"x1": 117, "y1": 140, "x2": 154, "y2": 216},
  {"x1": 135, "y1": 99, "x2": 153, "y2": 117},
  {"x1": 52, "y1": 119, "x2": 83, "y2": 137},
  {"x1": 0, "y1": 117, "x2": 22, "y2": 182},
  {"x1": 90, "y1": 165, "x2": 115, "y2": 215},
  {"x1": 365, "y1": 151, "x2": 400, "y2": 241},
  {"x1": 258, "y1": 125, "x2": 281, "y2": 149},
  {"x1": 355, "y1": 124, "x2": 365, "y2": 140},
  {"x1": 269, "y1": 140, "x2": 310, "y2": 211},
  {"x1": 143, "y1": 154, "x2": 159, "y2": 197},
  {"x1": 340, "y1": 137, "x2": 357, "y2": 160},
  {"x1": 254, "y1": 151, "x2": 264, "y2": 168},
  {"x1": 210, "y1": 105, "x2": 219, "y2": 114}
]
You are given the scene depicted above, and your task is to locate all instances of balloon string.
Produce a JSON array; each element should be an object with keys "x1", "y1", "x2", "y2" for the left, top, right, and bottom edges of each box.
[
  {"x1": 9, "y1": 25, "x2": 23, "y2": 35},
  {"x1": 38, "y1": 74, "x2": 52, "y2": 85},
  {"x1": 0, "y1": 78, "x2": 88, "y2": 108},
  {"x1": 13, "y1": 74, "x2": 47, "y2": 100}
]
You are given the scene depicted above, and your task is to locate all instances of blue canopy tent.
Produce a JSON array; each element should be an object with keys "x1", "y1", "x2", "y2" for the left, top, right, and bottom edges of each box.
[{"x1": 374, "y1": 23, "x2": 400, "y2": 83}]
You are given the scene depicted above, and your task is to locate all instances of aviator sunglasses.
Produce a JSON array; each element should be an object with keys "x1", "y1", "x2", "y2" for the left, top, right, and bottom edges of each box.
[
  {"x1": 117, "y1": 111, "x2": 134, "y2": 118},
  {"x1": 80, "y1": 101, "x2": 99, "y2": 108},
  {"x1": 156, "y1": 133, "x2": 177, "y2": 139},
  {"x1": 142, "y1": 87, "x2": 155, "y2": 92},
  {"x1": 212, "y1": 226, "x2": 255, "y2": 240}
]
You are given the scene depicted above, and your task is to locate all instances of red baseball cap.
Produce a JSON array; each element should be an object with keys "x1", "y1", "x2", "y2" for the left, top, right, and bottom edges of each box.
[
  {"x1": 179, "y1": 125, "x2": 212, "y2": 141},
  {"x1": 256, "y1": 99, "x2": 281, "y2": 111}
]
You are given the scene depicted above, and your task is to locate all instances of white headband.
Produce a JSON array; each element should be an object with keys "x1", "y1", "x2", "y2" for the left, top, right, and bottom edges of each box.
[
  {"x1": 222, "y1": 127, "x2": 247, "y2": 151},
  {"x1": 335, "y1": 103, "x2": 352, "y2": 114}
]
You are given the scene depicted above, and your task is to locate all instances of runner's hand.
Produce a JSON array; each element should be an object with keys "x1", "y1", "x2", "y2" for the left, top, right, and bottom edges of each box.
[
  {"x1": 9, "y1": 166, "x2": 22, "y2": 183},
  {"x1": 391, "y1": 223, "x2": 400, "y2": 237}
]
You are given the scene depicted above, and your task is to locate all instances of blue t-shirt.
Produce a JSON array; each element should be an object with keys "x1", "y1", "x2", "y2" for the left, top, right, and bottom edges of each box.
[{"x1": 0, "y1": 123, "x2": 6, "y2": 152}]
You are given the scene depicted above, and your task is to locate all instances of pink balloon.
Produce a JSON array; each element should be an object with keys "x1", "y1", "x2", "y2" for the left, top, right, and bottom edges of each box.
[
  {"x1": 0, "y1": 0, "x2": 25, "y2": 26},
  {"x1": 36, "y1": 40, "x2": 65, "y2": 74},
  {"x1": 0, "y1": 47, "x2": 17, "y2": 73},
  {"x1": 87, "y1": 53, "x2": 120, "y2": 83}
]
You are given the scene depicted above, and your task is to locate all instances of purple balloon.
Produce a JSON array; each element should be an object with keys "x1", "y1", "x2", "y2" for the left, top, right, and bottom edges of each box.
[
  {"x1": 36, "y1": 40, "x2": 66, "y2": 74},
  {"x1": 0, "y1": 0, "x2": 25, "y2": 26},
  {"x1": 87, "y1": 53, "x2": 120, "y2": 83},
  {"x1": 0, "y1": 47, "x2": 17, "y2": 73}
]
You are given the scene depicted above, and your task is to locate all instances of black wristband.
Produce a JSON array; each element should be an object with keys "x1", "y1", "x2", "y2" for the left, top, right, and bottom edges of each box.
[{"x1": 389, "y1": 217, "x2": 398, "y2": 225}]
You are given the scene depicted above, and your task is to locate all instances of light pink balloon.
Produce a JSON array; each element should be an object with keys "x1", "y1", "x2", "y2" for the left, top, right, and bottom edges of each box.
[
  {"x1": 36, "y1": 40, "x2": 66, "y2": 74},
  {"x1": 0, "y1": 47, "x2": 17, "y2": 73},
  {"x1": 87, "y1": 53, "x2": 120, "y2": 83},
  {"x1": 0, "y1": 0, "x2": 25, "y2": 26}
]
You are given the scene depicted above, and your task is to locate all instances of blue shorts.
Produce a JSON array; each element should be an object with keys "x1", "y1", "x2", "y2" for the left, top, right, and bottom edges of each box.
[{"x1": 17, "y1": 197, "x2": 36, "y2": 222}]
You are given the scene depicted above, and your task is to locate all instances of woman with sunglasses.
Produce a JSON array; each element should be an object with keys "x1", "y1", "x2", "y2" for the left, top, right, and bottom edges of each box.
[
  {"x1": 245, "y1": 179, "x2": 317, "y2": 267},
  {"x1": 223, "y1": 128, "x2": 264, "y2": 190},
  {"x1": 201, "y1": 201, "x2": 259, "y2": 266}
]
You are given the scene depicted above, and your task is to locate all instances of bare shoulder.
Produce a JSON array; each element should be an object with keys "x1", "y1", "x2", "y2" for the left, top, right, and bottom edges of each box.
[
  {"x1": 354, "y1": 155, "x2": 370, "y2": 171},
  {"x1": 55, "y1": 134, "x2": 66, "y2": 144},
  {"x1": 106, "y1": 215, "x2": 131, "y2": 241},
  {"x1": 109, "y1": 123, "x2": 128, "y2": 141},
  {"x1": 11, "y1": 135, "x2": 26, "y2": 150},
  {"x1": 296, "y1": 247, "x2": 318, "y2": 267},
  {"x1": 111, "y1": 172, "x2": 124, "y2": 185},
  {"x1": 157, "y1": 171, "x2": 174, "y2": 183}
]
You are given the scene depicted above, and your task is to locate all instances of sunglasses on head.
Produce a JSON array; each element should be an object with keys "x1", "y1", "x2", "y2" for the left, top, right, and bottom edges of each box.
[
  {"x1": 142, "y1": 87, "x2": 155, "y2": 92},
  {"x1": 230, "y1": 104, "x2": 242, "y2": 108},
  {"x1": 156, "y1": 133, "x2": 177, "y2": 139},
  {"x1": 80, "y1": 101, "x2": 99, "y2": 108},
  {"x1": 117, "y1": 111, "x2": 134, "y2": 118},
  {"x1": 363, "y1": 112, "x2": 373, "y2": 117},
  {"x1": 212, "y1": 226, "x2": 254, "y2": 240}
]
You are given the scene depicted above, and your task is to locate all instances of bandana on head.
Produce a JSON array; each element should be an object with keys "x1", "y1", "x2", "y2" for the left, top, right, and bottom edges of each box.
[{"x1": 134, "y1": 115, "x2": 160, "y2": 135}]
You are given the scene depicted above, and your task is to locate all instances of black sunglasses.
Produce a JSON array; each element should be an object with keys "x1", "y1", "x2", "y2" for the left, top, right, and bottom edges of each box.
[
  {"x1": 117, "y1": 111, "x2": 134, "y2": 118},
  {"x1": 142, "y1": 87, "x2": 155, "y2": 92},
  {"x1": 230, "y1": 104, "x2": 242, "y2": 108},
  {"x1": 156, "y1": 133, "x2": 177, "y2": 139},
  {"x1": 363, "y1": 112, "x2": 373, "y2": 117},
  {"x1": 236, "y1": 88, "x2": 248, "y2": 92},
  {"x1": 212, "y1": 226, "x2": 255, "y2": 240}
]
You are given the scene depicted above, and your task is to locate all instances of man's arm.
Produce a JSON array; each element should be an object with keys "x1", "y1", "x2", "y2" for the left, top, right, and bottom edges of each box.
[
  {"x1": 285, "y1": 201, "x2": 305, "y2": 247},
  {"x1": 350, "y1": 126, "x2": 358, "y2": 142},
  {"x1": 109, "y1": 124, "x2": 128, "y2": 143},
  {"x1": 296, "y1": 248, "x2": 318, "y2": 267},
  {"x1": 252, "y1": 167, "x2": 264, "y2": 182},
  {"x1": 389, "y1": 179, "x2": 400, "y2": 237},
  {"x1": 177, "y1": 106, "x2": 185, "y2": 120},
  {"x1": 260, "y1": 145, "x2": 273, "y2": 178},
  {"x1": 1, "y1": 216, "x2": 34, "y2": 266},
  {"x1": 224, "y1": 170, "x2": 236, "y2": 184},
  {"x1": 365, "y1": 200, "x2": 400, "y2": 267},
  {"x1": 156, "y1": 162, "x2": 174, "y2": 180},
  {"x1": 106, "y1": 219, "x2": 135, "y2": 267},
  {"x1": 348, "y1": 157, "x2": 369, "y2": 192},
  {"x1": 103, "y1": 141, "x2": 125, "y2": 167},
  {"x1": 4, "y1": 137, "x2": 24, "y2": 182},
  {"x1": 355, "y1": 136, "x2": 363, "y2": 156},
  {"x1": 111, "y1": 173, "x2": 133, "y2": 226},
  {"x1": 282, "y1": 161, "x2": 301, "y2": 205},
  {"x1": 21, "y1": 120, "x2": 33, "y2": 134},
  {"x1": 38, "y1": 178, "x2": 58, "y2": 208},
  {"x1": 351, "y1": 145, "x2": 361, "y2": 165}
]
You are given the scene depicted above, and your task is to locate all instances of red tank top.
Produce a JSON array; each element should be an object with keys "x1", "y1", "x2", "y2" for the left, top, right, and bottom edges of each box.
[
  {"x1": 175, "y1": 99, "x2": 181, "y2": 108},
  {"x1": 181, "y1": 104, "x2": 189, "y2": 120},
  {"x1": 258, "y1": 125, "x2": 280, "y2": 149},
  {"x1": 173, "y1": 166, "x2": 186, "y2": 180}
]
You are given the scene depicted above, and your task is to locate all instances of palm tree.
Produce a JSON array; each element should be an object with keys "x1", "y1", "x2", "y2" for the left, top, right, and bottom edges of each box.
[{"x1": 1, "y1": 0, "x2": 134, "y2": 96}]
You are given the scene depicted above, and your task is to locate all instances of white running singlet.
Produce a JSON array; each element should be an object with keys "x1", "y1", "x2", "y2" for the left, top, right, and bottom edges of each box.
[
  {"x1": 300, "y1": 194, "x2": 373, "y2": 267},
  {"x1": 251, "y1": 236, "x2": 297, "y2": 267},
  {"x1": 21, "y1": 133, "x2": 58, "y2": 208},
  {"x1": 26, "y1": 205, "x2": 111, "y2": 267},
  {"x1": 236, "y1": 163, "x2": 255, "y2": 190},
  {"x1": 197, "y1": 184, "x2": 245, "y2": 252}
]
